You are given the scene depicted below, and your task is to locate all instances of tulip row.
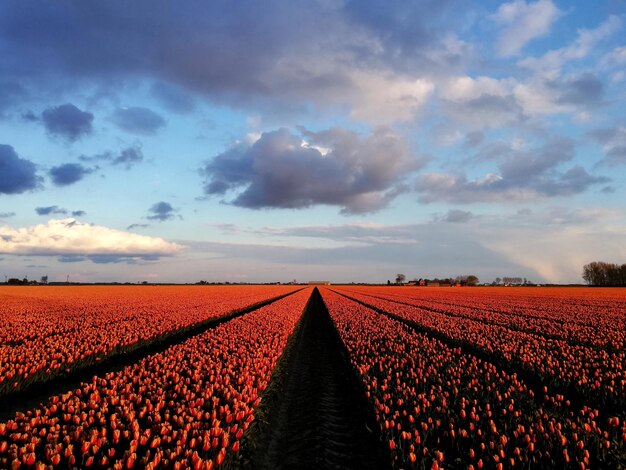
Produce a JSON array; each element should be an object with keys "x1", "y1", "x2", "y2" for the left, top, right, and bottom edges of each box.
[
  {"x1": 320, "y1": 288, "x2": 626, "y2": 469},
  {"x1": 0, "y1": 287, "x2": 311, "y2": 469},
  {"x1": 341, "y1": 286, "x2": 626, "y2": 350},
  {"x1": 333, "y1": 288, "x2": 626, "y2": 414},
  {"x1": 0, "y1": 286, "x2": 299, "y2": 396}
]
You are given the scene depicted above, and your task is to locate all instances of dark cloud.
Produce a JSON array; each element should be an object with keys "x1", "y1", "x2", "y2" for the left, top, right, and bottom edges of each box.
[
  {"x1": 444, "y1": 93, "x2": 527, "y2": 129},
  {"x1": 0, "y1": 81, "x2": 24, "y2": 114},
  {"x1": 112, "y1": 107, "x2": 166, "y2": 135},
  {"x1": 34, "y1": 206, "x2": 84, "y2": 217},
  {"x1": 21, "y1": 110, "x2": 39, "y2": 122},
  {"x1": 464, "y1": 131, "x2": 484, "y2": 147},
  {"x1": 0, "y1": 211, "x2": 16, "y2": 218},
  {"x1": 147, "y1": 201, "x2": 176, "y2": 221},
  {"x1": 438, "y1": 209, "x2": 474, "y2": 223},
  {"x1": 588, "y1": 126, "x2": 626, "y2": 166},
  {"x1": 58, "y1": 256, "x2": 85, "y2": 263},
  {"x1": 112, "y1": 145, "x2": 143, "y2": 168},
  {"x1": 551, "y1": 73, "x2": 604, "y2": 107},
  {"x1": 151, "y1": 82, "x2": 196, "y2": 114},
  {"x1": 202, "y1": 127, "x2": 421, "y2": 214},
  {"x1": 342, "y1": 0, "x2": 461, "y2": 71},
  {"x1": 498, "y1": 138, "x2": 574, "y2": 181},
  {"x1": 0, "y1": 144, "x2": 40, "y2": 194},
  {"x1": 49, "y1": 163, "x2": 93, "y2": 186},
  {"x1": 35, "y1": 205, "x2": 67, "y2": 216},
  {"x1": 41, "y1": 104, "x2": 94, "y2": 141},
  {"x1": 78, "y1": 145, "x2": 144, "y2": 169},
  {"x1": 127, "y1": 223, "x2": 150, "y2": 230},
  {"x1": 605, "y1": 146, "x2": 626, "y2": 165},
  {"x1": 0, "y1": 1, "x2": 461, "y2": 118},
  {"x1": 79, "y1": 151, "x2": 111, "y2": 163},
  {"x1": 416, "y1": 139, "x2": 608, "y2": 203},
  {"x1": 86, "y1": 254, "x2": 160, "y2": 264}
]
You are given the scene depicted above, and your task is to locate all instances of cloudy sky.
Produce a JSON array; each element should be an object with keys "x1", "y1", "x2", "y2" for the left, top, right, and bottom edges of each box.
[{"x1": 1, "y1": 0, "x2": 625, "y2": 284}]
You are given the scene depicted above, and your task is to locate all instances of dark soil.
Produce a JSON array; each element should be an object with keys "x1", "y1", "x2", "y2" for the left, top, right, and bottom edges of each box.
[
  {"x1": 241, "y1": 288, "x2": 389, "y2": 470},
  {"x1": 0, "y1": 289, "x2": 302, "y2": 422}
]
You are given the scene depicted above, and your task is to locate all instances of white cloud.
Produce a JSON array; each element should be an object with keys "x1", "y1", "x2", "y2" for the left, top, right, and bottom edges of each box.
[
  {"x1": 603, "y1": 45, "x2": 626, "y2": 66},
  {"x1": 443, "y1": 76, "x2": 514, "y2": 101},
  {"x1": 0, "y1": 218, "x2": 183, "y2": 257},
  {"x1": 491, "y1": 0, "x2": 561, "y2": 57},
  {"x1": 348, "y1": 72, "x2": 434, "y2": 124},
  {"x1": 519, "y1": 15, "x2": 622, "y2": 73}
]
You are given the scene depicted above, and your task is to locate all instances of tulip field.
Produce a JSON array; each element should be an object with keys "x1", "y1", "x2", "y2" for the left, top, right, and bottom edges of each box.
[
  {"x1": 0, "y1": 285, "x2": 625, "y2": 469},
  {"x1": 0, "y1": 285, "x2": 298, "y2": 398}
]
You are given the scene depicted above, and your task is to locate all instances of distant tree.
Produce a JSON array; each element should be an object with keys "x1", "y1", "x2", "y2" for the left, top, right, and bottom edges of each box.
[
  {"x1": 387, "y1": 280, "x2": 391, "y2": 285},
  {"x1": 495, "y1": 277, "x2": 501, "y2": 285},
  {"x1": 395, "y1": 274, "x2": 406, "y2": 284},
  {"x1": 40, "y1": 275, "x2": 48, "y2": 284},
  {"x1": 454, "y1": 275, "x2": 479, "y2": 286},
  {"x1": 583, "y1": 261, "x2": 626, "y2": 286}
]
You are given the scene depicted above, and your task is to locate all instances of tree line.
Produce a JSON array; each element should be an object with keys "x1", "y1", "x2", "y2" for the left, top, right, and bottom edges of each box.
[
  {"x1": 582, "y1": 261, "x2": 626, "y2": 286},
  {"x1": 392, "y1": 274, "x2": 479, "y2": 286}
]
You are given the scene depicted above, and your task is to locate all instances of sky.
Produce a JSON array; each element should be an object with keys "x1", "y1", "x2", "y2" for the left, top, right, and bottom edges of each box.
[{"x1": 1, "y1": 0, "x2": 625, "y2": 284}]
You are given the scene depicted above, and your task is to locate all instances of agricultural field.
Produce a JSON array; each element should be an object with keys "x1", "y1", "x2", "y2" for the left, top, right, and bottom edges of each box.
[{"x1": 0, "y1": 285, "x2": 624, "y2": 469}]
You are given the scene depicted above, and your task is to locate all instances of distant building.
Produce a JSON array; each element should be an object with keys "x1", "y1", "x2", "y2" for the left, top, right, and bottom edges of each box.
[{"x1": 308, "y1": 281, "x2": 331, "y2": 285}]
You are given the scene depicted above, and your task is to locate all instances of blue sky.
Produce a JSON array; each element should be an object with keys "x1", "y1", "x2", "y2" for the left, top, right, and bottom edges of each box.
[{"x1": 1, "y1": 0, "x2": 625, "y2": 284}]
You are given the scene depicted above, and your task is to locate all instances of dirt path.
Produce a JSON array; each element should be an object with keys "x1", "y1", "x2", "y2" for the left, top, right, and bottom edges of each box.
[{"x1": 246, "y1": 288, "x2": 389, "y2": 470}]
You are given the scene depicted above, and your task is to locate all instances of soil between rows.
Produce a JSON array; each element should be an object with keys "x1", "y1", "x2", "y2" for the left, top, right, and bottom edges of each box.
[
  {"x1": 0, "y1": 289, "x2": 302, "y2": 422},
  {"x1": 241, "y1": 288, "x2": 389, "y2": 470}
]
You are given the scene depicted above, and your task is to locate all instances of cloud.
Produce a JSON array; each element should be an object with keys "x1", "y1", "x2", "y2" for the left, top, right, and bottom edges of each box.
[
  {"x1": 79, "y1": 145, "x2": 144, "y2": 169},
  {"x1": 112, "y1": 107, "x2": 166, "y2": 135},
  {"x1": 0, "y1": 218, "x2": 183, "y2": 259},
  {"x1": 490, "y1": 0, "x2": 561, "y2": 57},
  {"x1": 416, "y1": 138, "x2": 609, "y2": 203},
  {"x1": 127, "y1": 223, "x2": 150, "y2": 230},
  {"x1": 0, "y1": 144, "x2": 40, "y2": 194},
  {"x1": 0, "y1": 211, "x2": 16, "y2": 218},
  {"x1": 49, "y1": 163, "x2": 93, "y2": 186},
  {"x1": 202, "y1": 127, "x2": 423, "y2": 214},
  {"x1": 41, "y1": 103, "x2": 94, "y2": 141},
  {"x1": 112, "y1": 145, "x2": 144, "y2": 168},
  {"x1": 0, "y1": 2, "x2": 462, "y2": 125},
  {"x1": 201, "y1": 212, "x2": 626, "y2": 283},
  {"x1": 241, "y1": 221, "x2": 421, "y2": 246},
  {"x1": 35, "y1": 206, "x2": 85, "y2": 217},
  {"x1": 35, "y1": 206, "x2": 67, "y2": 216},
  {"x1": 519, "y1": 15, "x2": 622, "y2": 73},
  {"x1": 436, "y1": 209, "x2": 475, "y2": 223},
  {"x1": 550, "y1": 73, "x2": 605, "y2": 107},
  {"x1": 0, "y1": 81, "x2": 24, "y2": 114},
  {"x1": 147, "y1": 201, "x2": 177, "y2": 221},
  {"x1": 589, "y1": 126, "x2": 626, "y2": 166},
  {"x1": 151, "y1": 82, "x2": 196, "y2": 114},
  {"x1": 441, "y1": 76, "x2": 525, "y2": 129}
]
